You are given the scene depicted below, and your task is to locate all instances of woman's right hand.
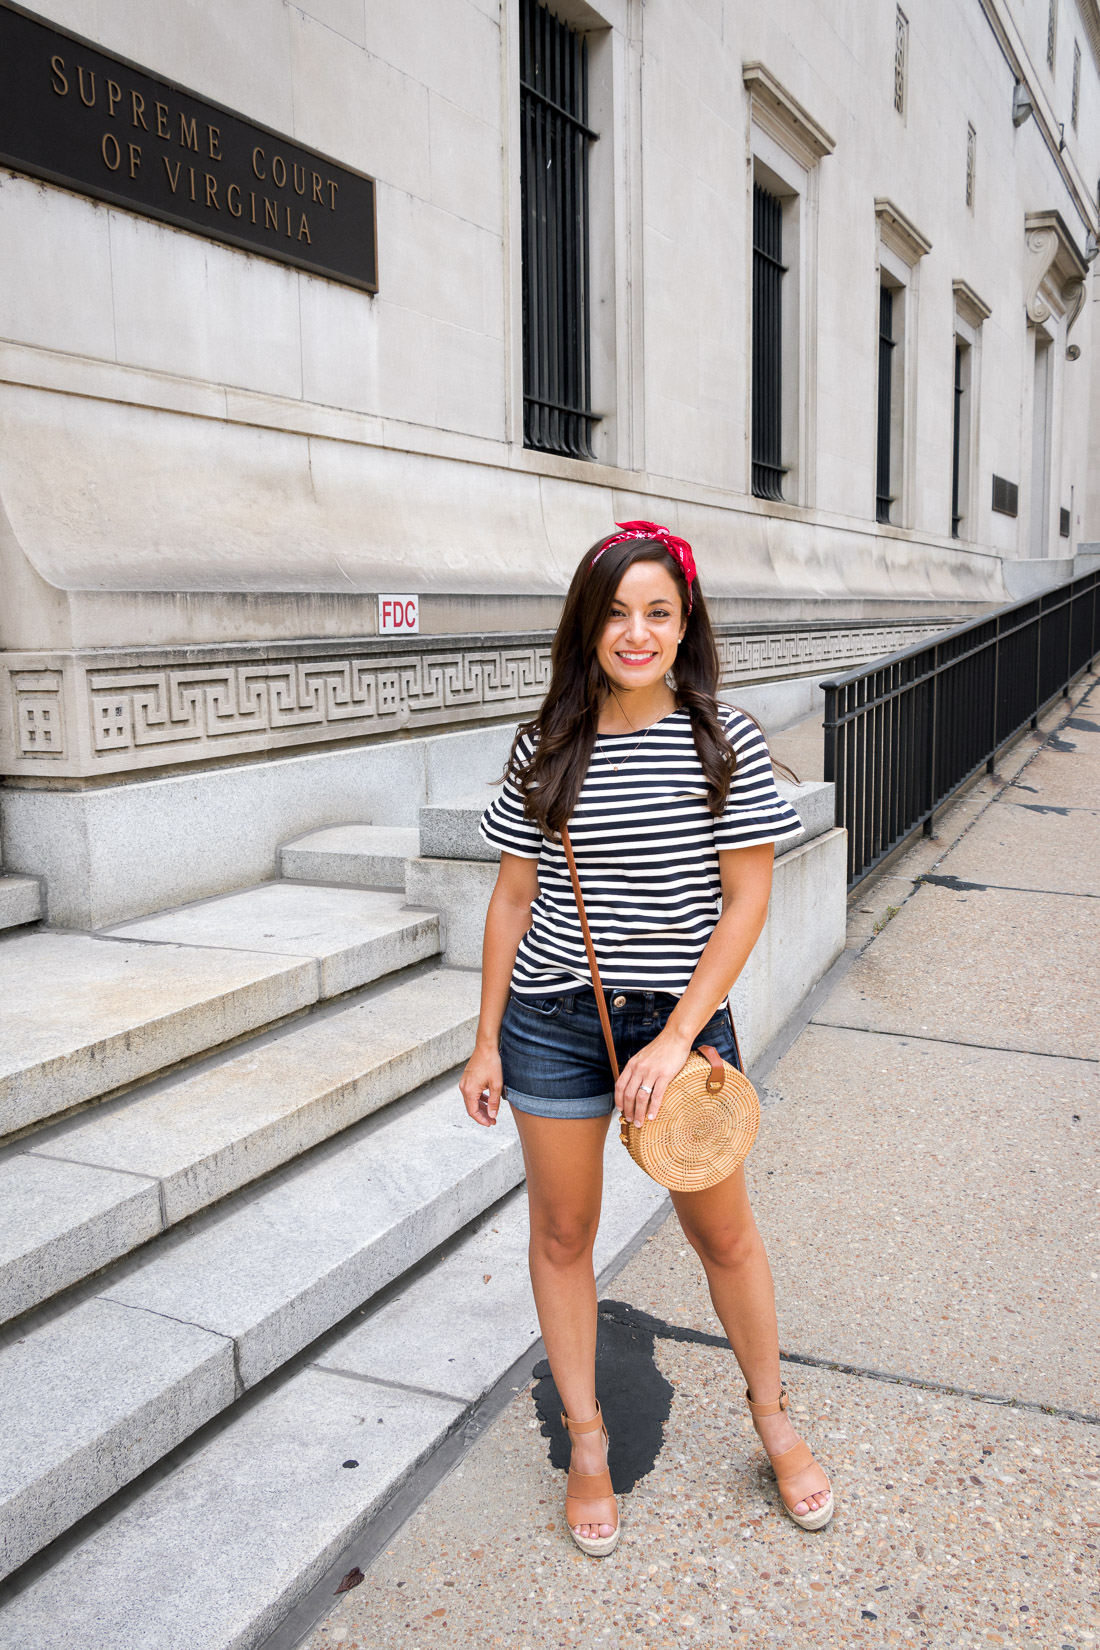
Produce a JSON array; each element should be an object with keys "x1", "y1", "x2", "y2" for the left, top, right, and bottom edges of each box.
[{"x1": 460, "y1": 1043, "x2": 504, "y2": 1127}]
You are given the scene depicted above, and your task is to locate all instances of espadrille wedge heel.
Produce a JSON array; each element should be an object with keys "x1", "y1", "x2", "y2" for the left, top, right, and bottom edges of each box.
[
  {"x1": 746, "y1": 1387, "x2": 834, "y2": 1532},
  {"x1": 561, "y1": 1402, "x2": 620, "y2": 1556}
]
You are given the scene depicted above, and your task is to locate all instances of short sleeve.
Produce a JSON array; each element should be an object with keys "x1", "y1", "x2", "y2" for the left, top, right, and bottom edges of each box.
[
  {"x1": 713, "y1": 708, "x2": 804, "y2": 851},
  {"x1": 478, "y1": 735, "x2": 545, "y2": 861}
]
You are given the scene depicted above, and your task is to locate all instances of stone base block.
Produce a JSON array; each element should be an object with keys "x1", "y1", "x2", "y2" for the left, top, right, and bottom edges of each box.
[
  {"x1": 0, "y1": 722, "x2": 516, "y2": 929},
  {"x1": 729, "y1": 826, "x2": 848, "y2": 1067}
]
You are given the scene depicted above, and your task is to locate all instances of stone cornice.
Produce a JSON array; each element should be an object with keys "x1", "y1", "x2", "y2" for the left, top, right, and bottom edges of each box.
[
  {"x1": 743, "y1": 62, "x2": 836, "y2": 169},
  {"x1": 875, "y1": 198, "x2": 932, "y2": 265},
  {"x1": 952, "y1": 279, "x2": 993, "y2": 326}
]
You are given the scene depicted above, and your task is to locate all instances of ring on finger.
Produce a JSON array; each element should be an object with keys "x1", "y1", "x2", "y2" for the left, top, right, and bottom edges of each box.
[{"x1": 638, "y1": 1083, "x2": 653, "y2": 1094}]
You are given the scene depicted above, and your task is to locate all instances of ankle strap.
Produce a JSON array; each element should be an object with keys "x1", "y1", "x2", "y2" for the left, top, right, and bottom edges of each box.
[
  {"x1": 746, "y1": 1386, "x2": 789, "y2": 1418},
  {"x1": 561, "y1": 1401, "x2": 604, "y2": 1435}
]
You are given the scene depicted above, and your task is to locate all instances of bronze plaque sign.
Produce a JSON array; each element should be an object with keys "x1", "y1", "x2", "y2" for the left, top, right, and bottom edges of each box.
[{"x1": 0, "y1": 1, "x2": 378, "y2": 291}]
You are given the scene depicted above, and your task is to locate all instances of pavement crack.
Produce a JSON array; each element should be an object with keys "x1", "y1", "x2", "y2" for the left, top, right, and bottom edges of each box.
[
  {"x1": 807, "y1": 1020, "x2": 1099, "y2": 1063},
  {"x1": 918, "y1": 873, "x2": 1098, "y2": 899},
  {"x1": 594, "y1": 1303, "x2": 1100, "y2": 1428}
]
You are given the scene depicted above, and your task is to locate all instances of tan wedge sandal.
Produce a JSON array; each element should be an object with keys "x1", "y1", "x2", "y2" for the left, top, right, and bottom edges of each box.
[
  {"x1": 746, "y1": 1387, "x2": 834, "y2": 1532},
  {"x1": 561, "y1": 1402, "x2": 621, "y2": 1557}
]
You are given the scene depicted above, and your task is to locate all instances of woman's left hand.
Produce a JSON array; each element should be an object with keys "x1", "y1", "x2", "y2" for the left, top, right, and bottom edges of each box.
[{"x1": 616, "y1": 1025, "x2": 693, "y2": 1127}]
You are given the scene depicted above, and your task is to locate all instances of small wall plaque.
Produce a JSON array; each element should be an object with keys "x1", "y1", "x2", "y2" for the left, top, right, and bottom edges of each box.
[{"x1": 378, "y1": 596, "x2": 419, "y2": 635}]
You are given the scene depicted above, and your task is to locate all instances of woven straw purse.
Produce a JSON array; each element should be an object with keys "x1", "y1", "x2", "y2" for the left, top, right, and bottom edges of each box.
[{"x1": 560, "y1": 825, "x2": 760, "y2": 1193}]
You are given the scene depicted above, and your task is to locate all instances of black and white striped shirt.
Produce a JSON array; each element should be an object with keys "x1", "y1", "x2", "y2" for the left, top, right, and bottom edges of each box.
[{"x1": 478, "y1": 704, "x2": 802, "y2": 998}]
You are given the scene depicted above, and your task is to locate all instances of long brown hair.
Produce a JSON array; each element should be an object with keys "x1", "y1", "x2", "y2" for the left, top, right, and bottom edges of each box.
[{"x1": 504, "y1": 534, "x2": 735, "y2": 835}]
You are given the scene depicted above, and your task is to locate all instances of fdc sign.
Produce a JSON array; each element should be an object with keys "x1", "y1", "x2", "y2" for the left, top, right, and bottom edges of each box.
[{"x1": 378, "y1": 595, "x2": 419, "y2": 635}]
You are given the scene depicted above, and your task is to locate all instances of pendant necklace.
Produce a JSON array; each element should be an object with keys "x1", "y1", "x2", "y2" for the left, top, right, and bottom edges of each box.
[{"x1": 594, "y1": 694, "x2": 662, "y2": 772}]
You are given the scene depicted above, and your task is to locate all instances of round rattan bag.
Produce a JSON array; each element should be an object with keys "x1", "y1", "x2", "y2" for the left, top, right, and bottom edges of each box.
[{"x1": 619, "y1": 1048, "x2": 760, "y2": 1192}]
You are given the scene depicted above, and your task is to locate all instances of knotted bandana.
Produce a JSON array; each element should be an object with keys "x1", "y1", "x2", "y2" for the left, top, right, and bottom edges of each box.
[{"x1": 590, "y1": 520, "x2": 697, "y2": 612}]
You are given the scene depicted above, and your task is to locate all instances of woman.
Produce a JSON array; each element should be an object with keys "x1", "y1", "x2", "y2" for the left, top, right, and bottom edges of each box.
[{"x1": 459, "y1": 522, "x2": 833, "y2": 1555}]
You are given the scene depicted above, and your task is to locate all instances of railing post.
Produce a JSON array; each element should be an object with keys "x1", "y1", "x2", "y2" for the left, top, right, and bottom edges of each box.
[
  {"x1": 987, "y1": 608, "x2": 1001, "y2": 773},
  {"x1": 923, "y1": 642, "x2": 939, "y2": 836}
]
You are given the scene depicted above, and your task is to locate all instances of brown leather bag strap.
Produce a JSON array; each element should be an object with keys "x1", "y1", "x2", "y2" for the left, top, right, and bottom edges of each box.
[
  {"x1": 560, "y1": 824, "x2": 620, "y2": 1081},
  {"x1": 696, "y1": 1044, "x2": 726, "y2": 1092}
]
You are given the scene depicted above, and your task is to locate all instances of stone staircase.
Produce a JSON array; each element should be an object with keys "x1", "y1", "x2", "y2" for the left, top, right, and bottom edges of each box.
[
  {"x1": 0, "y1": 775, "x2": 839, "y2": 1649},
  {"x1": 0, "y1": 796, "x2": 671, "y2": 1649}
]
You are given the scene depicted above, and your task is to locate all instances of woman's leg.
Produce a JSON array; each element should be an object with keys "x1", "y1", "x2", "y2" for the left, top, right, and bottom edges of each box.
[
  {"x1": 512, "y1": 1108, "x2": 616, "y2": 1541},
  {"x1": 672, "y1": 1168, "x2": 830, "y2": 1516}
]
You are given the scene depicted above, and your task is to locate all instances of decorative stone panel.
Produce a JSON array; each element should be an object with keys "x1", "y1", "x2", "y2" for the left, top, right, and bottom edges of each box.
[{"x1": 1, "y1": 621, "x2": 953, "y2": 780}]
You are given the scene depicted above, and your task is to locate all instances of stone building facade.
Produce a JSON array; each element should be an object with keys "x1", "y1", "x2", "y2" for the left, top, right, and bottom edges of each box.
[{"x1": 1, "y1": 0, "x2": 1098, "y2": 921}]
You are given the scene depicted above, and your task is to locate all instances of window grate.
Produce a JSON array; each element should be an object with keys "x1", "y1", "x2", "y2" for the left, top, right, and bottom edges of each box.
[
  {"x1": 1060, "y1": 506, "x2": 1071, "y2": 537},
  {"x1": 951, "y1": 343, "x2": 964, "y2": 537},
  {"x1": 751, "y1": 182, "x2": 787, "y2": 502},
  {"x1": 894, "y1": 8, "x2": 909, "y2": 116},
  {"x1": 1072, "y1": 41, "x2": 1081, "y2": 129},
  {"x1": 992, "y1": 474, "x2": 1019, "y2": 517},
  {"x1": 519, "y1": 0, "x2": 598, "y2": 460},
  {"x1": 876, "y1": 286, "x2": 895, "y2": 524},
  {"x1": 1047, "y1": 0, "x2": 1057, "y2": 70},
  {"x1": 965, "y1": 123, "x2": 976, "y2": 209}
]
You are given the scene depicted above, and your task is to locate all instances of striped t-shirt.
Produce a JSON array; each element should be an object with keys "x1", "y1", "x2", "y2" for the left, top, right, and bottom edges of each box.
[{"x1": 478, "y1": 704, "x2": 802, "y2": 998}]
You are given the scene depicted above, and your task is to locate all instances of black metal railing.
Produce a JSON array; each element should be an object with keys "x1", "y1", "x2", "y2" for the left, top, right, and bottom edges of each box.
[
  {"x1": 519, "y1": 0, "x2": 598, "y2": 460},
  {"x1": 875, "y1": 285, "x2": 895, "y2": 524},
  {"x1": 751, "y1": 182, "x2": 786, "y2": 501},
  {"x1": 823, "y1": 568, "x2": 1100, "y2": 889}
]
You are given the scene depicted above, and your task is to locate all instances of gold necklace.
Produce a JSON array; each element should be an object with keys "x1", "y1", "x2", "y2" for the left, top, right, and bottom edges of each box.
[{"x1": 594, "y1": 694, "x2": 668, "y2": 772}]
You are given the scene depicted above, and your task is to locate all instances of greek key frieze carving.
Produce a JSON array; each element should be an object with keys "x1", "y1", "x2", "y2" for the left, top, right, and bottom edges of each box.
[
  {"x1": 7, "y1": 626, "x2": 947, "y2": 770},
  {"x1": 85, "y1": 647, "x2": 555, "y2": 755}
]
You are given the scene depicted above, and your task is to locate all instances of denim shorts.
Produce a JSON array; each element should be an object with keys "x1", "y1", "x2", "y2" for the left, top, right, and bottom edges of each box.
[{"x1": 499, "y1": 985, "x2": 742, "y2": 1120}]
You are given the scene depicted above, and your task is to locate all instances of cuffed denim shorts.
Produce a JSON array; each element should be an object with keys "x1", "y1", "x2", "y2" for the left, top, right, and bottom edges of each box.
[{"x1": 499, "y1": 985, "x2": 742, "y2": 1120}]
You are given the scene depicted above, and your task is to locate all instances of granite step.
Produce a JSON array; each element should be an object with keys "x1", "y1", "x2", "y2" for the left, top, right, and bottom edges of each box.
[
  {"x1": 0, "y1": 1073, "x2": 523, "y2": 1583},
  {"x1": 0, "y1": 967, "x2": 481, "y2": 1324},
  {"x1": 0, "y1": 1135, "x2": 667, "y2": 1650},
  {"x1": 103, "y1": 881, "x2": 440, "y2": 1001},
  {"x1": 1, "y1": 886, "x2": 440, "y2": 1139},
  {"x1": 279, "y1": 825, "x2": 421, "y2": 890},
  {"x1": 0, "y1": 875, "x2": 41, "y2": 934}
]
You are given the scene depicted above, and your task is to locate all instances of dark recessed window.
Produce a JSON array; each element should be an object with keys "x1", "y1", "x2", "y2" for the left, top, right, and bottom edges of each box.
[
  {"x1": 1060, "y1": 506, "x2": 1071, "y2": 537},
  {"x1": 751, "y1": 182, "x2": 786, "y2": 501},
  {"x1": 951, "y1": 342, "x2": 964, "y2": 537},
  {"x1": 876, "y1": 286, "x2": 896, "y2": 524},
  {"x1": 519, "y1": 0, "x2": 598, "y2": 460}
]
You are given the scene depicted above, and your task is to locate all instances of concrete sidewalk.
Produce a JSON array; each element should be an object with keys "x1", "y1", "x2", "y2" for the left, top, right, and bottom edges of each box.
[{"x1": 300, "y1": 673, "x2": 1100, "y2": 1650}]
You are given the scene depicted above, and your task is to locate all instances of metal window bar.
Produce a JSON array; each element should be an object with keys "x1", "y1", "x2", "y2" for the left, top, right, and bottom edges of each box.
[
  {"x1": 751, "y1": 183, "x2": 787, "y2": 501},
  {"x1": 876, "y1": 286, "x2": 895, "y2": 524},
  {"x1": 951, "y1": 342, "x2": 964, "y2": 537},
  {"x1": 823, "y1": 568, "x2": 1100, "y2": 889},
  {"x1": 519, "y1": 0, "x2": 599, "y2": 460},
  {"x1": 1072, "y1": 41, "x2": 1081, "y2": 128}
]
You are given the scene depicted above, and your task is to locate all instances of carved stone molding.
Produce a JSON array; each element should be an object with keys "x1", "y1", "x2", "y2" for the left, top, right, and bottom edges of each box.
[
  {"x1": 875, "y1": 198, "x2": 932, "y2": 266},
  {"x1": 1024, "y1": 210, "x2": 1089, "y2": 356},
  {"x1": 952, "y1": 279, "x2": 992, "y2": 327},
  {"x1": 743, "y1": 62, "x2": 836, "y2": 169},
  {"x1": 0, "y1": 621, "x2": 954, "y2": 780}
]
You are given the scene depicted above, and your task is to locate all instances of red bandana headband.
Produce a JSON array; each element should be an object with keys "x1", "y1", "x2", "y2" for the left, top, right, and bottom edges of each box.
[{"x1": 590, "y1": 520, "x2": 697, "y2": 613}]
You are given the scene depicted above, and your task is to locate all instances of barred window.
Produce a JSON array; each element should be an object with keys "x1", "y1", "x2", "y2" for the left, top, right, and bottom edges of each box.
[
  {"x1": 1047, "y1": 0, "x2": 1057, "y2": 70},
  {"x1": 751, "y1": 182, "x2": 786, "y2": 502},
  {"x1": 894, "y1": 8, "x2": 909, "y2": 116},
  {"x1": 1072, "y1": 40, "x2": 1081, "y2": 129},
  {"x1": 876, "y1": 286, "x2": 896, "y2": 525},
  {"x1": 519, "y1": 0, "x2": 598, "y2": 460},
  {"x1": 965, "y1": 123, "x2": 976, "y2": 210}
]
